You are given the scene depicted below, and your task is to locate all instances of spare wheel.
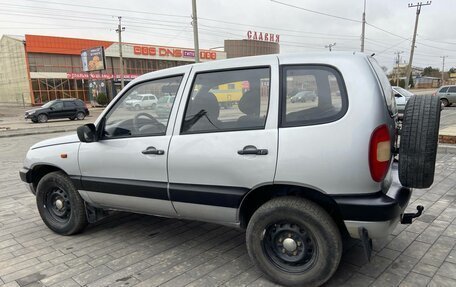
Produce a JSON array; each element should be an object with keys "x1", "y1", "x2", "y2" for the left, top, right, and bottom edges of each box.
[{"x1": 399, "y1": 95, "x2": 441, "y2": 188}]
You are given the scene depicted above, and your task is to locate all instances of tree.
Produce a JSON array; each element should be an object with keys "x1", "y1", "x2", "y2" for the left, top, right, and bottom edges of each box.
[
  {"x1": 422, "y1": 66, "x2": 440, "y2": 77},
  {"x1": 449, "y1": 67, "x2": 456, "y2": 74},
  {"x1": 96, "y1": 93, "x2": 108, "y2": 106}
]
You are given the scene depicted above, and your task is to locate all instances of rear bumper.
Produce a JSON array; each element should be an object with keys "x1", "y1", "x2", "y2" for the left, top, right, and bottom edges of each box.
[{"x1": 332, "y1": 163, "x2": 412, "y2": 238}]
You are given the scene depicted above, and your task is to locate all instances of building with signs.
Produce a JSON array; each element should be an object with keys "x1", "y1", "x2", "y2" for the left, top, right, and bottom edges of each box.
[
  {"x1": 224, "y1": 30, "x2": 280, "y2": 59},
  {"x1": 0, "y1": 34, "x2": 226, "y2": 105}
]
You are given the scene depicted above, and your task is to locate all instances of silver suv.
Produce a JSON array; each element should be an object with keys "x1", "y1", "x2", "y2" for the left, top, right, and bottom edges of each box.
[
  {"x1": 19, "y1": 53, "x2": 441, "y2": 287},
  {"x1": 434, "y1": 85, "x2": 456, "y2": 107}
]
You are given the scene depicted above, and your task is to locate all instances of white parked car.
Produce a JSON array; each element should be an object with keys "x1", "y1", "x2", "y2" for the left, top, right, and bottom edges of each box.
[
  {"x1": 20, "y1": 53, "x2": 441, "y2": 287},
  {"x1": 392, "y1": 86, "x2": 414, "y2": 113},
  {"x1": 124, "y1": 94, "x2": 158, "y2": 110}
]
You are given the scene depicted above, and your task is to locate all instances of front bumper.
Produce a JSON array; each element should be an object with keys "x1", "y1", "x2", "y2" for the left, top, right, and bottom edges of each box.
[
  {"x1": 19, "y1": 167, "x2": 36, "y2": 195},
  {"x1": 332, "y1": 163, "x2": 412, "y2": 239}
]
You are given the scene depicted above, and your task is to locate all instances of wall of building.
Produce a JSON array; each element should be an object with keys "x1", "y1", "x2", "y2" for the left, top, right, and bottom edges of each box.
[
  {"x1": 224, "y1": 39, "x2": 280, "y2": 58},
  {"x1": 0, "y1": 36, "x2": 31, "y2": 105}
]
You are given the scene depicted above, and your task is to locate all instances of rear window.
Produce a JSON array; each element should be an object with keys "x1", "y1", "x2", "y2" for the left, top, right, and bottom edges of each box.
[
  {"x1": 369, "y1": 58, "x2": 396, "y2": 116},
  {"x1": 280, "y1": 65, "x2": 348, "y2": 127},
  {"x1": 63, "y1": 101, "x2": 75, "y2": 108},
  {"x1": 448, "y1": 86, "x2": 456, "y2": 93}
]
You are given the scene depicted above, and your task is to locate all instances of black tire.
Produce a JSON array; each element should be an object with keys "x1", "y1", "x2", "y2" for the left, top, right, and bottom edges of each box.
[
  {"x1": 151, "y1": 103, "x2": 157, "y2": 110},
  {"x1": 36, "y1": 171, "x2": 88, "y2": 235},
  {"x1": 69, "y1": 117, "x2": 75, "y2": 120},
  {"x1": 135, "y1": 105, "x2": 141, "y2": 110},
  {"x1": 31, "y1": 119, "x2": 38, "y2": 123},
  {"x1": 76, "y1": 112, "x2": 85, "y2": 120},
  {"x1": 37, "y1": 114, "x2": 48, "y2": 123},
  {"x1": 246, "y1": 197, "x2": 342, "y2": 287},
  {"x1": 440, "y1": 98, "x2": 449, "y2": 107},
  {"x1": 399, "y1": 95, "x2": 441, "y2": 188}
]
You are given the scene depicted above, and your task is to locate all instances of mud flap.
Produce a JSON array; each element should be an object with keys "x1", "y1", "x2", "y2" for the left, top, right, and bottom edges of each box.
[{"x1": 358, "y1": 227, "x2": 373, "y2": 262}]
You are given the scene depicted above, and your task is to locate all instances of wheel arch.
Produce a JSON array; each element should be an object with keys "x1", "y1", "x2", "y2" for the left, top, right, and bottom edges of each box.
[
  {"x1": 238, "y1": 184, "x2": 348, "y2": 236},
  {"x1": 30, "y1": 164, "x2": 67, "y2": 192}
]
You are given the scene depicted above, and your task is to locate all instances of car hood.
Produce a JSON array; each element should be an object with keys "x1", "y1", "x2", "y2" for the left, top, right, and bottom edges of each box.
[
  {"x1": 25, "y1": 108, "x2": 42, "y2": 114},
  {"x1": 31, "y1": 133, "x2": 80, "y2": 150}
]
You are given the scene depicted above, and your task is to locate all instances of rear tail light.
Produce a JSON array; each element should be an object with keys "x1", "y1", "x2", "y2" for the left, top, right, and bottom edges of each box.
[{"x1": 369, "y1": 124, "x2": 391, "y2": 182}]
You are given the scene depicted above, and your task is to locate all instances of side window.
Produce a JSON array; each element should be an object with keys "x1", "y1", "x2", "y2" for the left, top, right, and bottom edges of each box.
[
  {"x1": 182, "y1": 68, "x2": 270, "y2": 134},
  {"x1": 103, "y1": 75, "x2": 182, "y2": 139},
  {"x1": 63, "y1": 101, "x2": 75, "y2": 108},
  {"x1": 448, "y1": 86, "x2": 456, "y2": 93},
  {"x1": 52, "y1": 102, "x2": 64, "y2": 110},
  {"x1": 439, "y1": 87, "x2": 449, "y2": 93},
  {"x1": 281, "y1": 65, "x2": 347, "y2": 127}
]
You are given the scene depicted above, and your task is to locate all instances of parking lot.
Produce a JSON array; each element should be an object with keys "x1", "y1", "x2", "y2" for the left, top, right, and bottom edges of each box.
[{"x1": 0, "y1": 132, "x2": 455, "y2": 287}]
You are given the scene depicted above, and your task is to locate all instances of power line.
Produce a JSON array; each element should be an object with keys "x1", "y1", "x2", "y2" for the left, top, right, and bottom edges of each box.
[{"x1": 270, "y1": 0, "x2": 361, "y2": 23}]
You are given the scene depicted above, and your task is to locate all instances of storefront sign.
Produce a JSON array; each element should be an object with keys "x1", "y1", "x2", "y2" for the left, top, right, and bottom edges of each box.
[
  {"x1": 67, "y1": 73, "x2": 139, "y2": 80},
  {"x1": 246, "y1": 31, "x2": 280, "y2": 43},
  {"x1": 81, "y1": 46, "x2": 106, "y2": 72},
  {"x1": 132, "y1": 45, "x2": 217, "y2": 60}
]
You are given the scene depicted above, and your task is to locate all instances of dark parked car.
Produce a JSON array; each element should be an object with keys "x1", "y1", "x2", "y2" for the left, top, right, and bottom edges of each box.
[{"x1": 25, "y1": 99, "x2": 89, "y2": 123}]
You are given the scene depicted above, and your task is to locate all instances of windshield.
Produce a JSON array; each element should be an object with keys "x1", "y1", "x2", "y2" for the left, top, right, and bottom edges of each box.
[
  {"x1": 42, "y1": 100, "x2": 56, "y2": 108},
  {"x1": 394, "y1": 87, "x2": 414, "y2": 98}
]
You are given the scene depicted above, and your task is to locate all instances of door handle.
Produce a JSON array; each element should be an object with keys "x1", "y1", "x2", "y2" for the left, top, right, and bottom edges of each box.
[
  {"x1": 238, "y1": 145, "x2": 268, "y2": 155},
  {"x1": 142, "y1": 146, "x2": 165, "y2": 155}
]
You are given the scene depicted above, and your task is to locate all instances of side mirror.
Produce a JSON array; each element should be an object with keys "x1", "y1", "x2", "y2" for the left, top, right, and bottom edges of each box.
[
  {"x1": 49, "y1": 106, "x2": 54, "y2": 110},
  {"x1": 77, "y1": 124, "x2": 98, "y2": 142}
]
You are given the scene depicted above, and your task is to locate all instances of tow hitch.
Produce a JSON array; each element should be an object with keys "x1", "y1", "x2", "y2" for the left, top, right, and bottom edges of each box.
[{"x1": 401, "y1": 205, "x2": 424, "y2": 224}]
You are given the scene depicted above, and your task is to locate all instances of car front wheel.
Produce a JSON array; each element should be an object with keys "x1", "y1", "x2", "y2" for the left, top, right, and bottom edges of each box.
[
  {"x1": 76, "y1": 112, "x2": 85, "y2": 120},
  {"x1": 246, "y1": 197, "x2": 342, "y2": 287},
  {"x1": 37, "y1": 114, "x2": 48, "y2": 123},
  {"x1": 36, "y1": 171, "x2": 88, "y2": 235}
]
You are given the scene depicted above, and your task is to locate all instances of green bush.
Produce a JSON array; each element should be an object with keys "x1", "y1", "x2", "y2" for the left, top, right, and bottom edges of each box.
[{"x1": 96, "y1": 93, "x2": 108, "y2": 106}]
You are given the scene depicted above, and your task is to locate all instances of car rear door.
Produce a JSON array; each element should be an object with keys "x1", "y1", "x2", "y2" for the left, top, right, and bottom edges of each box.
[
  {"x1": 63, "y1": 101, "x2": 77, "y2": 118},
  {"x1": 78, "y1": 67, "x2": 191, "y2": 216},
  {"x1": 167, "y1": 57, "x2": 279, "y2": 224}
]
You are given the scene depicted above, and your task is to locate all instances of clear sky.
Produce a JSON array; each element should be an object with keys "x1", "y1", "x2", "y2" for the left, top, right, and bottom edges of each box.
[{"x1": 1, "y1": 0, "x2": 455, "y2": 72}]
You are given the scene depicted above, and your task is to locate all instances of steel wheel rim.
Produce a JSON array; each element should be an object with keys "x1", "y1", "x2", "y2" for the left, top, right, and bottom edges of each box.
[
  {"x1": 44, "y1": 187, "x2": 71, "y2": 223},
  {"x1": 262, "y1": 222, "x2": 317, "y2": 273},
  {"x1": 77, "y1": 113, "x2": 84, "y2": 120}
]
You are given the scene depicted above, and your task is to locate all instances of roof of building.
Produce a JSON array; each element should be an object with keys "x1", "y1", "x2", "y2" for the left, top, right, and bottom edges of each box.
[{"x1": 25, "y1": 34, "x2": 114, "y2": 55}]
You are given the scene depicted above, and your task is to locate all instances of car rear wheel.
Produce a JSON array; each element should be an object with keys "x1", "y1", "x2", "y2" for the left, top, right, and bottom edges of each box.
[
  {"x1": 36, "y1": 171, "x2": 88, "y2": 235},
  {"x1": 76, "y1": 112, "x2": 85, "y2": 120},
  {"x1": 399, "y1": 95, "x2": 441, "y2": 188},
  {"x1": 37, "y1": 114, "x2": 48, "y2": 123},
  {"x1": 246, "y1": 197, "x2": 342, "y2": 287}
]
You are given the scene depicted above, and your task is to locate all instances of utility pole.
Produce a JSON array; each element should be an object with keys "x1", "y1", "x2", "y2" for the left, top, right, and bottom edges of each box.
[
  {"x1": 116, "y1": 16, "x2": 126, "y2": 89},
  {"x1": 404, "y1": 1, "x2": 431, "y2": 88},
  {"x1": 192, "y1": 0, "x2": 200, "y2": 63},
  {"x1": 361, "y1": 0, "x2": 366, "y2": 52},
  {"x1": 394, "y1": 51, "x2": 404, "y2": 86},
  {"x1": 325, "y1": 42, "x2": 336, "y2": 52},
  {"x1": 440, "y1": 56, "x2": 447, "y2": 85}
]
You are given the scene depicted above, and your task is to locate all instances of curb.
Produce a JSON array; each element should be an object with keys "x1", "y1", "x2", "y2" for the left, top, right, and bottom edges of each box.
[
  {"x1": 438, "y1": 144, "x2": 456, "y2": 154},
  {"x1": 0, "y1": 128, "x2": 76, "y2": 138}
]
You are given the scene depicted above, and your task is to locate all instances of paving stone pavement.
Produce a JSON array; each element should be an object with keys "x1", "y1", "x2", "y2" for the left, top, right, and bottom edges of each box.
[{"x1": 1, "y1": 133, "x2": 456, "y2": 287}]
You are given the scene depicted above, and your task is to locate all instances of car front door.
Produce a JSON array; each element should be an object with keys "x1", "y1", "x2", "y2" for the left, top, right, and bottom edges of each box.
[
  {"x1": 447, "y1": 86, "x2": 456, "y2": 103},
  {"x1": 168, "y1": 58, "x2": 279, "y2": 224},
  {"x1": 78, "y1": 70, "x2": 189, "y2": 216}
]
